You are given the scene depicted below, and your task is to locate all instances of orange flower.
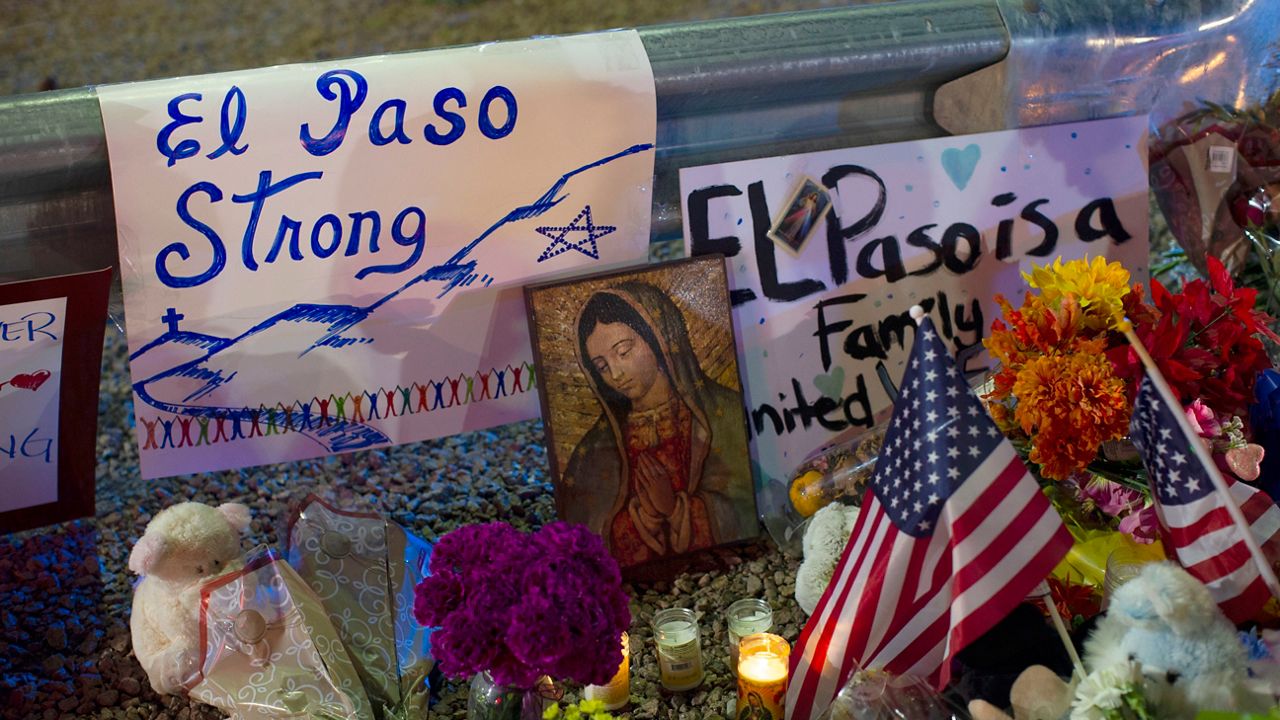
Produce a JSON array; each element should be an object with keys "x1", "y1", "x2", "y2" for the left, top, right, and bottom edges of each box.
[{"x1": 1011, "y1": 354, "x2": 1131, "y2": 479}]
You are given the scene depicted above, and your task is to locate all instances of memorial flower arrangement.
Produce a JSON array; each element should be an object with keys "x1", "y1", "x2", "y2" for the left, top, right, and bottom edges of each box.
[
  {"x1": 984, "y1": 256, "x2": 1276, "y2": 542},
  {"x1": 412, "y1": 521, "x2": 631, "y2": 689},
  {"x1": 1151, "y1": 89, "x2": 1280, "y2": 352}
]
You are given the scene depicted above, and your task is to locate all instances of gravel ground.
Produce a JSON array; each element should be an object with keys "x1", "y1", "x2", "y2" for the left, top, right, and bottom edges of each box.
[{"x1": 1, "y1": 322, "x2": 803, "y2": 720}]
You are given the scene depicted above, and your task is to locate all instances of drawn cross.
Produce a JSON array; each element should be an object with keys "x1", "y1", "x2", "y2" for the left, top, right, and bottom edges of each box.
[
  {"x1": 161, "y1": 307, "x2": 184, "y2": 334},
  {"x1": 535, "y1": 205, "x2": 617, "y2": 262}
]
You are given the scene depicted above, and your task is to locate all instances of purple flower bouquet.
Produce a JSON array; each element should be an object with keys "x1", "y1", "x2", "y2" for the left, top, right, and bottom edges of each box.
[{"x1": 412, "y1": 521, "x2": 631, "y2": 690}]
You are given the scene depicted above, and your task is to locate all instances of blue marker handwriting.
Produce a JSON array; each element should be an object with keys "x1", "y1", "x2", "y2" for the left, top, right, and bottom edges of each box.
[
  {"x1": 0, "y1": 312, "x2": 58, "y2": 343},
  {"x1": 132, "y1": 143, "x2": 653, "y2": 455},
  {"x1": 151, "y1": 68, "x2": 522, "y2": 289},
  {"x1": 0, "y1": 427, "x2": 53, "y2": 464}
]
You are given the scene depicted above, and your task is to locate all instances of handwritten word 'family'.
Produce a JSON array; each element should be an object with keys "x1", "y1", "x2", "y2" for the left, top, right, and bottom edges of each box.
[
  {"x1": 151, "y1": 70, "x2": 519, "y2": 289},
  {"x1": 0, "y1": 312, "x2": 58, "y2": 343}
]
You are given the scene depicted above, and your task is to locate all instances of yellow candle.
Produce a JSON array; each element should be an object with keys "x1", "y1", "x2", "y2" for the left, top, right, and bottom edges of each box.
[
  {"x1": 737, "y1": 633, "x2": 790, "y2": 720},
  {"x1": 584, "y1": 632, "x2": 630, "y2": 710}
]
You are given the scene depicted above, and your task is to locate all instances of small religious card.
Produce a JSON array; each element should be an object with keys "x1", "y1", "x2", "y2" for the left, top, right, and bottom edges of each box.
[
  {"x1": 767, "y1": 176, "x2": 832, "y2": 254},
  {"x1": 0, "y1": 268, "x2": 112, "y2": 534},
  {"x1": 525, "y1": 255, "x2": 759, "y2": 570}
]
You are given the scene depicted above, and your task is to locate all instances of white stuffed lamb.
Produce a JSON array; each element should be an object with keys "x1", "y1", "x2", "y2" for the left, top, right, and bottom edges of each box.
[{"x1": 128, "y1": 501, "x2": 251, "y2": 694}]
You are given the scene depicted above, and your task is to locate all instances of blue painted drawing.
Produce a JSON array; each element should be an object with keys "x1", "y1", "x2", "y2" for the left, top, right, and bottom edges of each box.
[
  {"x1": 535, "y1": 205, "x2": 616, "y2": 262},
  {"x1": 130, "y1": 143, "x2": 654, "y2": 454}
]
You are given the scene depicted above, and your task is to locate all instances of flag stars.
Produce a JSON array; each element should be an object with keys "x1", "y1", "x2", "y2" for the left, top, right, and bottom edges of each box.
[{"x1": 1170, "y1": 451, "x2": 1186, "y2": 465}]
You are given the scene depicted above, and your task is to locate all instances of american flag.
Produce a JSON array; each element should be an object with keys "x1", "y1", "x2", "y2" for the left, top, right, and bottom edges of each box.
[
  {"x1": 1129, "y1": 375, "x2": 1280, "y2": 623},
  {"x1": 786, "y1": 317, "x2": 1072, "y2": 720}
]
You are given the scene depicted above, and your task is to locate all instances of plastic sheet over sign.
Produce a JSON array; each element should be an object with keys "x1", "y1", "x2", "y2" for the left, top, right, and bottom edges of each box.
[{"x1": 937, "y1": 0, "x2": 1280, "y2": 135}]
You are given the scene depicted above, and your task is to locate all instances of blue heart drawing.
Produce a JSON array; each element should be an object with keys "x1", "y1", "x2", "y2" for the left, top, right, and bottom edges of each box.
[
  {"x1": 813, "y1": 365, "x2": 845, "y2": 400},
  {"x1": 941, "y1": 144, "x2": 981, "y2": 190}
]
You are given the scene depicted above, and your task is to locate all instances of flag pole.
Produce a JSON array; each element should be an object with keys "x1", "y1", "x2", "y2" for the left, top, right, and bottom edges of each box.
[
  {"x1": 1121, "y1": 323, "x2": 1280, "y2": 602},
  {"x1": 1035, "y1": 580, "x2": 1085, "y2": 679}
]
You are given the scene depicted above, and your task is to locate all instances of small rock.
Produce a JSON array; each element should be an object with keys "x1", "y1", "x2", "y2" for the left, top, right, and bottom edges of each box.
[
  {"x1": 117, "y1": 676, "x2": 142, "y2": 695},
  {"x1": 745, "y1": 575, "x2": 763, "y2": 595},
  {"x1": 97, "y1": 689, "x2": 120, "y2": 706},
  {"x1": 46, "y1": 626, "x2": 67, "y2": 650}
]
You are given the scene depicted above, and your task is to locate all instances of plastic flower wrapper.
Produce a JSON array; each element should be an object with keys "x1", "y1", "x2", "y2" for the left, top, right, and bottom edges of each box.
[
  {"x1": 187, "y1": 546, "x2": 371, "y2": 719},
  {"x1": 1150, "y1": 90, "x2": 1280, "y2": 278},
  {"x1": 816, "y1": 669, "x2": 966, "y2": 720},
  {"x1": 286, "y1": 493, "x2": 436, "y2": 719}
]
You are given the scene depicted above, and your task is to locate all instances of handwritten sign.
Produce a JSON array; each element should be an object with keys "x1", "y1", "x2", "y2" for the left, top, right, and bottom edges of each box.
[
  {"x1": 0, "y1": 269, "x2": 111, "y2": 534},
  {"x1": 0, "y1": 297, "x2": 64, "y2": 508},
  {"x1": 98, "y1": 32, "x2": 657, "y2": 478},
  {"x1": 679, "y1": 116, "x2": 1150, "y2": 512}
]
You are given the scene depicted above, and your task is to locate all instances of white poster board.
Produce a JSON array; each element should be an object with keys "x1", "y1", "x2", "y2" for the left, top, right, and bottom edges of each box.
[
  {"x1": 0, "y1": 297, "x2": 65, "y2": 510},
  {"x1": 679, "y1": 116, "x2": 1150, "y2": 510},
  {"x1": 99, "y1": 31, "x2": 657, "y2": 478}
]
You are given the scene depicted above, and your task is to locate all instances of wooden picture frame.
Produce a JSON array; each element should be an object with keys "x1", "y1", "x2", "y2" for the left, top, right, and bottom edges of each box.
[{"x1": 525, "y1": 255, "x2": 759, "y2": 570}]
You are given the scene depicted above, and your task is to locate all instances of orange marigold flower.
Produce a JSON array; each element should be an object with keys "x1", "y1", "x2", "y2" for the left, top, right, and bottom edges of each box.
[{"x1": 1010, "y1": 354, "x2": 1131, "y2": 480}]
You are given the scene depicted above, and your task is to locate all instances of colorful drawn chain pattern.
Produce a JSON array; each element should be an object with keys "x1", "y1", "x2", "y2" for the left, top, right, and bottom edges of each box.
[{"x1": 136, "y1": 362, "x2": 537, "y2": 450}]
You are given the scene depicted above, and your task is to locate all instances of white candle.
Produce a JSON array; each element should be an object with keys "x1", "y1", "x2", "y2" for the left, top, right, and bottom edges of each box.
[{"x1": 652, "y1": 608, "x2": 704, "y2": 692}]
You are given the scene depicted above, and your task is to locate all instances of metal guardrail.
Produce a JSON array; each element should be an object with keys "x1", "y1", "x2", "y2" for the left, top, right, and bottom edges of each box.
[{"x1": 0, "y1": 0, "x2": 1009, "y2": 297}]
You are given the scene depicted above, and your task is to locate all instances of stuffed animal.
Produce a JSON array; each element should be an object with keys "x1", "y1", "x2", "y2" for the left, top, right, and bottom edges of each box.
[
  {"x1": 1081, "y1": 561, "x2": 1267, "y2": 717},
  {"x1": 128, "y1": 501, "x2": 251, "y2": 694},
  {"x1": 967, "y1": 665, "x2": 1073, "y2": 720},
  {"x1": 795, "y1": 501, "x2": 860, "y2": 614},
  {"x1": 970, "y1": 562, "x2": 1270, "y2": 720}
]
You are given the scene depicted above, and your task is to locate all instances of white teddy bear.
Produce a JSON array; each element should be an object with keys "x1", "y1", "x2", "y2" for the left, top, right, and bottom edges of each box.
[
  {"x1": 796, "y1": 502, "x2": 860, "y2": 615},
  {"x1": 128, "y1": 501, "x2": 251, "y2": 694}
]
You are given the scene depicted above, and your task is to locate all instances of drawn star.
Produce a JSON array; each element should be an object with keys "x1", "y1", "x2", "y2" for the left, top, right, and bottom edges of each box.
[{"x1": 535, "y1": 205, "x2": 616, "y2": 262}]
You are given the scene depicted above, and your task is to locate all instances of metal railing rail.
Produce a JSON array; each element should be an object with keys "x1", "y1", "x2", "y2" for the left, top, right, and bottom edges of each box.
[{"x1": 0, "y1": 0, "x2": 1009, "y2": 299}]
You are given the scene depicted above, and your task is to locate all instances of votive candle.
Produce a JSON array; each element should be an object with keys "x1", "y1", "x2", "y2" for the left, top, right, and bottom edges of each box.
[
  {"x1": 725, "y1": 598, "x2": 773, "y2": 674},
  {"x1": 737, "y1": 633, "x2": 790, "y2": 720},
  {"x1": 584, "y1": 632, "x2": 630, "y2": 710},
  {"x1": 652, "y1": 608, "x2": 704, "y2": 692}
]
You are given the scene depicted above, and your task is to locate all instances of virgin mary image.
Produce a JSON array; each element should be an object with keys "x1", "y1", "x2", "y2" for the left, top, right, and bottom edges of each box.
[{"x1": 560, "y1": 281, "x2": 757, "y2": 567}]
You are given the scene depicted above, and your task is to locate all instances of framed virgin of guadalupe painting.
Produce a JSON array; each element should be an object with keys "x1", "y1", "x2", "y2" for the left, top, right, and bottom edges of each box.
[{"x1": 525, "y1": 255, "x2": 759, "y2": 570}]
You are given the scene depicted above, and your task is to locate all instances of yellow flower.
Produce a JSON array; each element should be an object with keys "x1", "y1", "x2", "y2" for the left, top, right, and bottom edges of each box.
[{"x1": 1023, "y1": 256, "x2": 1130, "y2": 331}]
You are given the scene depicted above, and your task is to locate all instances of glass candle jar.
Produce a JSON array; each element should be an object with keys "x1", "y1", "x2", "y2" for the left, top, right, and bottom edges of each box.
[
  {"x1": 726, "y1": 598, "x2": 774, "y2": 674},
  {"x1": 584, "y1": 632, "x2": 630, "y2": 710},
  {"x1": 737, "y1": 633, "x2": 790, "y2": 720},
  {"x1": 651, "y1": 608, "x2": 704, "y2": 692}
]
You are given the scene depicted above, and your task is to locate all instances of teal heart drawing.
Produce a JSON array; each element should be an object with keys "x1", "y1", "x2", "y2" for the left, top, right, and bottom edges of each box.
[
  {"x1": 941, "y1": 143, "x2": 981, "y2": 190},
  {"x1": 813, "y1": 365, "x2": 845, "y2": 399}
]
